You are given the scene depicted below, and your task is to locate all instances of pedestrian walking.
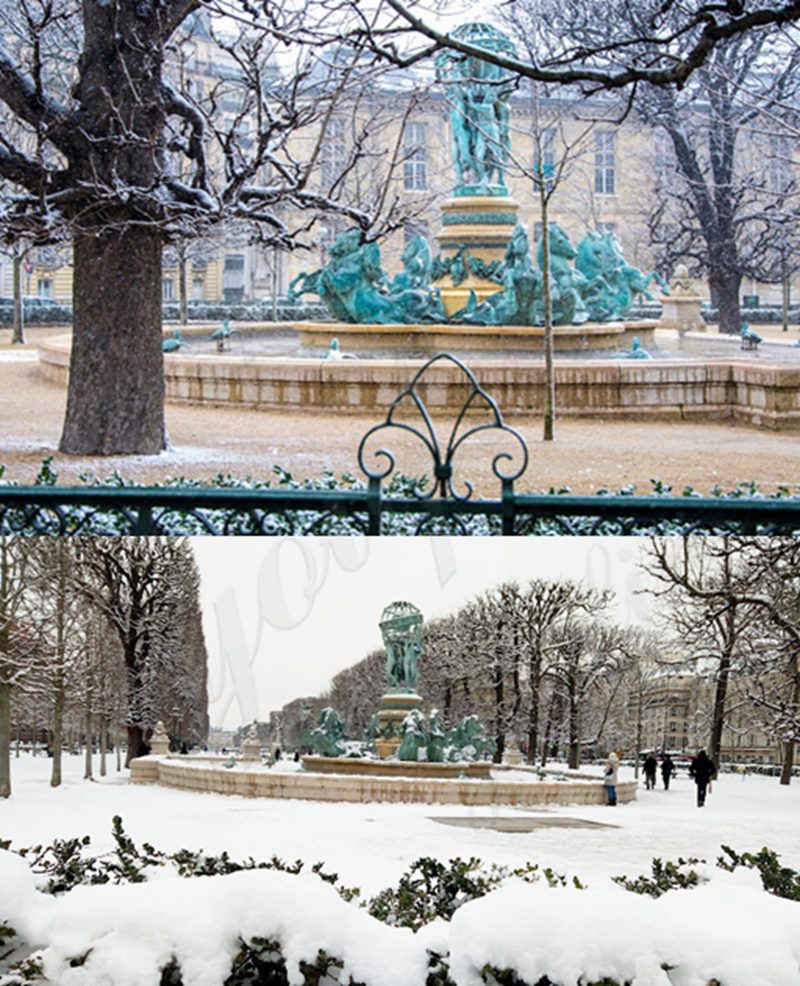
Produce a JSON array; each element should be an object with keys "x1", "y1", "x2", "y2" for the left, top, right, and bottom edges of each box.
[
  {"x1": 661, "y1": 753, "x2": 675, "y2": 791},
  {"x1": 643, "y1": 752, "x2": 658, "y2": 790},
  {"x1": 689, "y1": 749, "x2": 717, "y2": 807},
  {"x1": 603, "y1": 752, "x2": 619, "y2": 806}
]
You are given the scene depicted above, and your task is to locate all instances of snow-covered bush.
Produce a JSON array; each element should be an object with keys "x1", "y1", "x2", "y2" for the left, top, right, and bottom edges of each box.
[{"x1": 2, "y1": 823, "x2": 800, "y2": 985}]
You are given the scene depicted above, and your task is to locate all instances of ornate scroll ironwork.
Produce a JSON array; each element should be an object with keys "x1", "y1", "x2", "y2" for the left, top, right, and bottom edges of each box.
[{"x1": 357, "y1": 353, "x2": 529, "y2": 509}]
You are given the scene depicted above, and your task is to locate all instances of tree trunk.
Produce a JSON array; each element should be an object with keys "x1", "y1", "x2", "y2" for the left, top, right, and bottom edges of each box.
[
  {"x1": 526, "y1": 661, "x2": 540, "y2": 766},
  {"x1": 709, "y1": 268, "x2": 742, "y2": 336},
  {"x1": 116, "y1": 726, "x2": 121, "y2": 772},
  {"x1": 567, "y1": 683, "x2": 580, "y2": 769},
  {"x1": 50, "y1": 677, "x2": 63, "y2": 787},
  {"x1": 0, "y1": 680, "x2": 10, "y2": 797},
  {"x1": 780, "y1": 655, "x2": 799, "y2": 786},
  {"x1": 541, "y1": 195, "x2": 555, "y2": 441},
  {"x1": 493, "y1": 659, "x2": 505, "y2": 763},
  {"x1": 126, "y1": 723, "x2": 146, "y2": 765},
  {"x1": 709, "y1": 655, "x2": 730, "y2": 766},
  {"x1": 100, "y1": 717, "x2": 107, "y2": 777},
  {"x1": 60, "y1": 226, "x2": 165, "y2": 455},
  {"x1": 84, "y1": 711, "x2": 93, "y2": 780},
  {"x1": 271, "y1": 247, "x2": 279, "y2": 322},
  {"x1": 178, "y1": 246, "x2": 188, "y2": 326},
  {"x1": 781, "y1": 253, "x2": 790, "y2": 333},
  {"x1": 12, "y1": 251, "x2": 25, "y2": 345}
]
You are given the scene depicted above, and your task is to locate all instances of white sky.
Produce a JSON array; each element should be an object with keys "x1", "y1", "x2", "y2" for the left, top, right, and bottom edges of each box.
[{"x1": 194, "y1": 537, "x2": 658, "y2": 730}]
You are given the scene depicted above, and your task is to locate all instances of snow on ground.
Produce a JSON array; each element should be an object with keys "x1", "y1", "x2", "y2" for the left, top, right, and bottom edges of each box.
[
  {"x1": 2, "y1": 753, "x2": 799, "y2": 894},
  {"x1": 3, "y1": 754, "x2": 800, "y2": 986}
]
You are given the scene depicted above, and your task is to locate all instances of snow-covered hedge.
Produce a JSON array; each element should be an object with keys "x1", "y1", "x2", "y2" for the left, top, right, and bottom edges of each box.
[
  {"x1": 1, "y1": 822, "x2": 799, "y2": 986},
  {"x1": 161, "y1": 300, "x2": 329, "y2": 323},
  {"x1": 0, "y1": 303, "x2": 73, "y2": 325},
  {"x1": 627, "y1": 303, "x2": 800, "y2": 325},
  {"x1": 3, "y1": 461, "x2": 799, "y2": 538}
]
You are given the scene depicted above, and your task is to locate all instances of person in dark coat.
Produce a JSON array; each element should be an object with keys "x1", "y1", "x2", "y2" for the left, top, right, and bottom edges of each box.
[
  {"x1": 643, "y1": 752, "x2": 658, "y2": 790},
  {"x1": 661, "y1": 753, "x2": 675, "y2": 790},
  {"x1": 689, "y1": 749, "x2": 716, "y2": 806}
]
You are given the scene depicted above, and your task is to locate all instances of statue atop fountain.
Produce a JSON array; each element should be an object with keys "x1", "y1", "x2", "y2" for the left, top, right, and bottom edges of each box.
[
  {"x1": 435, "y1": 23, "x2": 517, "y2": 197},
  {"x1": 375, "y1": 601, "x2": 425, "y2": 758},
  {"x1": 433, "y1": 23, "x2": 522, "y2": 315},
  {"x1": 380, "y1": 600, "x2": 424, "y2": 691}
]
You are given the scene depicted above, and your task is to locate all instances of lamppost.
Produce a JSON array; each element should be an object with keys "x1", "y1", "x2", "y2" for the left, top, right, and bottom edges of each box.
[{"x1": 171, "y1": 705, "x2": 180, "y2": 753}]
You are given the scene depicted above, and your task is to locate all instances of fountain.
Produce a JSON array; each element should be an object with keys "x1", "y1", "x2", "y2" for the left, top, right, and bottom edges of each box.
[
  {"x1": 131, "y1": 601, "x2": 637, "y2": 806},
  {"x1": 35, "y1": 23, "x2": 800, "y2": 430},
  {"x1": 287, "y1": 22, "x2": 665, "y2": 356}
]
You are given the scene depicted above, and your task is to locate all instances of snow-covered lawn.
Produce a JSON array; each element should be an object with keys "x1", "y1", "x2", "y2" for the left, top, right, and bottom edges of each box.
[
  {"x1": 3, "y1": 753, "x2": 799, "y2": 892},
  {"x1": 2, "y1": 754, "x2": 800, "y2": 986}
]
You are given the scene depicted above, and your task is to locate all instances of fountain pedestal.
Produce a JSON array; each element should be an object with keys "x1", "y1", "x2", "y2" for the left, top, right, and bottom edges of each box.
[
  {"x1": 435, "y1": 195, "x2": 520, "y2": 317},
  {"x1": 375, "y1": 691, "x2": 422, "y2": 759}
]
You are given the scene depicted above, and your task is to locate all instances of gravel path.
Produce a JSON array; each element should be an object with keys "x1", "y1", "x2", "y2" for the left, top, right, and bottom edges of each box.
[{"x1": 1, "y1": 326, "x2": 798, "y2": 494}]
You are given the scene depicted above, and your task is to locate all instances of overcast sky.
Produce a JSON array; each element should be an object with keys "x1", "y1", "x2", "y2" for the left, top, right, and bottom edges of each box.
[{"x1": 194, "y1": 537, "x2": 659, "y2": 729}]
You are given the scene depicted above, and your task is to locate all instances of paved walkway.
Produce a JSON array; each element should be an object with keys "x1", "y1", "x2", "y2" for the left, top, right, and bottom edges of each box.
[{"x1": 1, "y1": 326, "x2": 798, "y2": 494}]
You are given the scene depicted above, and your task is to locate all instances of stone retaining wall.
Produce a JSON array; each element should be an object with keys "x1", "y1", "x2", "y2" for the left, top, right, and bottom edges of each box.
[
  {"x1": 38, "y1": 334, "x2": 800, "y2": 429},
  {"x1": 129, "y1": 756, "x2": 637, "y2": 806}
]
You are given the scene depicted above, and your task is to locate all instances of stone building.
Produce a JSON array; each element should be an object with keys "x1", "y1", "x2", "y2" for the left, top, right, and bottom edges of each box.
[{"x1": 7, "y1": 21, "x2": 797, "y2": 313}]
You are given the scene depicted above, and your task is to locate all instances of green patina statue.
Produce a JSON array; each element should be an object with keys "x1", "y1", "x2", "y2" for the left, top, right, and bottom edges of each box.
[
  {"x1": 435, "y1": 24, "x2": 518, "y2": 196},
  {"x1": 380, "y1": 600, "x2": 424, "y2": 692},
  {"x1": 447, "y1": 714, "x2": 495, "y2": 761},
  {"x1": 390, "y1": 234, "x2": 432, "y2": 292},
  {"x1": 618, "y1": 336, "x2": 652, "y2": 359},
  {"x1": 310, "y1": 707, "x2": 347, "y2": 757},
  {"x1": 576, "y1": 231, "x2": 668, "y2": 321},
  {"x1": 397, "y1": 709, "x2": 428, "y2": 761},
  {"x1": 426, "y1": 711, "x2": 447, "y2": 763},
  {"x1": 461, "y1": 224, "x2": 542, "y2": 325},
  {"x1": 537, "y1": 224, "x2": 589, "y2": 325},
  {"x1": 288, "y1": 228, "x2": 444, "y2": 325},
  {"x1": 162, "y1": 328, "x2": 189, "y2": 353}
]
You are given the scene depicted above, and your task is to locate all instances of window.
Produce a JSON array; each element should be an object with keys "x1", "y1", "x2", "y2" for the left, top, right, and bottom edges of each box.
[
  {"x1": 768, "y1": 135, "x2": 792, "y2": 195},
  {"x1": 321, "y1": 116, "x2": 347, "y2": 188},
  {"x1": 403, "y1": 122, "x2": 428, "y2": 191},
  {"x1": 37, "y1": 279, "x2": 53, "y2": 299},
  {"x1": 404, "y1": 220, "x2": 429, "y2": 245},
  {"x1": 223, "y1": 253, "x2": 245, "y2": 302},
  {"x1": 162, "y1": 279, "x2": 175, "y2": 301},
  {"x1": 597, "y1": 222, "x2": 617, "y2": 236},
  {"x1": 594, "y1": 130, "x2": 616, "y2": 194},
  {"x1": 192, "y1": 277, "x2": 204, "y2": 301},
  {"x1": 319, "y1": 220, "x2": 345, "y2": 264},
  {"x1": 654, "y1": 130, "x2": 676, "y2": 182},
  {"x1": 533, "y1": 127, "x2": 556, "y2": 187}
]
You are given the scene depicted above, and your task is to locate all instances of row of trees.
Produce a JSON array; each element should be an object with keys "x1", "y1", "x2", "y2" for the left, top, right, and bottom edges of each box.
[
  {"x1": 646, "y1": 537, "x2": 800, "y2": 785},
  {"x1": 277, "y1": 577, "x2": 661, "y2": 769},
  {"x1": 0, "y1": 537, "x2": 209, "y2": 798},
  {"x1": 1, "y1": 0, "x2": 800, "y2": 455},
  {"x1": 271, "y1": 539, "x2": 799, "y2": 784}
]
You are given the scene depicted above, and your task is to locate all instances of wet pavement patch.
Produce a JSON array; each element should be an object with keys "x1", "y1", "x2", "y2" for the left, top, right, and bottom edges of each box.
[{"x1": 430, "y1": 816, "x2": 619, "y2": 833}]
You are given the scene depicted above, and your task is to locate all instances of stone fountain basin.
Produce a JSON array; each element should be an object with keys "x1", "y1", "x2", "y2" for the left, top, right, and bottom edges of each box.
[
  {"x1": 36, "y1": 327, "x2": 800, "y2": 429},
  {"x1": 301, "y1": 755, "x2": 492, "y2": 779},
  {"x1": 292, "y1": 319, "x2": 657, "y2": 354},
  {"x1": 130, "y1": 754, "x2": 637, "y2": 806}
]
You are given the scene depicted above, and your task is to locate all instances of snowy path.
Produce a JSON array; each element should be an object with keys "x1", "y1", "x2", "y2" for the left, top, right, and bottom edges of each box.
[{"x1": 2, "y1": 754, "x2": 798, "y2": 895}]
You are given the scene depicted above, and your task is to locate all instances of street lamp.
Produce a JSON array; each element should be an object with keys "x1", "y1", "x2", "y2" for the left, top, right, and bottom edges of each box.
[{"x1": 172, "y1": 705, "x2": 180, "y2": 753}]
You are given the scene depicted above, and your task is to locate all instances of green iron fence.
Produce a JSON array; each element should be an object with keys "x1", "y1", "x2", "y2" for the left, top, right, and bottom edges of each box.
[{"x1": 1, "y1": 354, "x2": 799, "y2": 536}]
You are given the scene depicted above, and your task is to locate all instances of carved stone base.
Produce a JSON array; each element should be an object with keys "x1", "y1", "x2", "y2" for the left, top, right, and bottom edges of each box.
[
  {"x1": 376, "y1": 691, "x2": 422, "y2": 760},
  {"x1": 435, "y1": 195, "x2": 520, "y2": 318},
  {"x1": 660, "y1": 295, "x2": 705, "y2": 333}
]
